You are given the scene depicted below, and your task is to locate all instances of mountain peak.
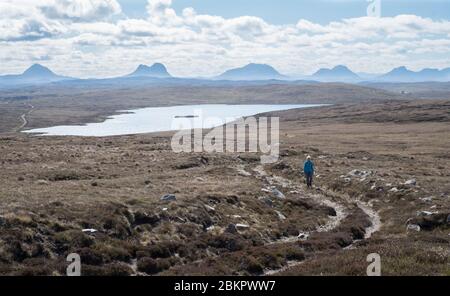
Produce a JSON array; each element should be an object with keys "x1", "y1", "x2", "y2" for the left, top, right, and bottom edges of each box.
[
  {"x1": 333, "y1": 65, "x2": 350, "y2": 71},
  {"x1": 390, "y1": 66, "x2": 410, "y2": 73},
  {"x1": 129, "y1": 63, "x2": 171, "y2": 78},
  {"x1": 246, "y1": 63, "x2": 268, "y2": 68},
  {"x1": 23, "y1": 64, "x2": 56, "y2": 77},
  {"x1": 218, "y1": 63, "x2": 284, "y2": 80},
  {"x1": 313, "y1": 65, "x2": 359, "y2": 81}
]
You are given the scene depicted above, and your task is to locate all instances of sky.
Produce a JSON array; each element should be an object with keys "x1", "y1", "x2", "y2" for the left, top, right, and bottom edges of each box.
[
  {"x1": 1, "y1": 0, "x2": 450, "y2": 78},
  {"x1": 120, "y1": 0, "x2": 450, "y2": 25}
]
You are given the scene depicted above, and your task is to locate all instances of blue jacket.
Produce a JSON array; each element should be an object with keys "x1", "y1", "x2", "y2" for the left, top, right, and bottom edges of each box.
[{"x1": 304, "y1": 160, "x2": 314, "y2": 175}]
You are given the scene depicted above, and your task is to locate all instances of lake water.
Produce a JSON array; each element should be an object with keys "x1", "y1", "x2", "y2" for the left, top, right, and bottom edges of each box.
[{"x1": 23, "y1": 104, "x2": 324, "y2": 137}]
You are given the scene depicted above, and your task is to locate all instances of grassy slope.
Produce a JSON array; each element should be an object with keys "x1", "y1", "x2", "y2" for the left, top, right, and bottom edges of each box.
[{"x1": 0, "y1": 85, "x2": 448, "y2": 275}]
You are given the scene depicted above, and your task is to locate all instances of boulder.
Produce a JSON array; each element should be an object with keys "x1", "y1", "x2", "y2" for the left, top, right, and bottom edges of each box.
[
  {"x1": 173, "y1": 216, "x2": 186, "y2": 223},
  {"x1": 161, "y1": 194, "x2": 176, "y2": 202},
  {"x1": 419, "y1": 197, "x2": 433, "y2": 203},
  {"x1": 199, "y1": 156, "x2": 209, "y2": 165},
  {"x1": 237, "y1": 169, "x2": 252, "y2": 177},
  {"x1": 348, "y1": 170, "x2": 372, "y2": 179},
  {"x1": 36, "y1": 180, "x2": 49, "y2": 185},
  {"x1": 204, "y1": 205, "x2": 215, "y2": 213},
  {"x1": 272, "y1": 188, "x2": 285, "y2": 199},
  {"x1": 82, "y1": 229, "x2": 98, "y2": 234},
  {"x1": 406, "y1": 224, "x2": 421, "y2": 232},
  {"x1": 275, "y1": 210, "x2": 286, "y2": 221},
  {"x1": 225, "y1": 224, "x2": 237, "y2": 234},
  {"x1": 404, "y1": 179, "x2": 417, "y2": 186},
  {"x1": 236, "y1": 224, "x2": 250, "y2": 230},
  {"x1": 416, "y1": 211, "x2": 434, "y2": 217}
]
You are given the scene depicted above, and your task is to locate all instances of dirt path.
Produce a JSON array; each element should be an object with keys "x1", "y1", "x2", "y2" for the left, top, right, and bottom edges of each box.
[
  {"x1": 243, "y1": 164, "x2": 382, "y2": 275},
  {"x1": 15, "y1": 103, "x2": 34, "y2": 132},
  {"x1": 251, "y1": 165, "x2": 348, "y2": 245},
  {"x1": 265, "y1": 200, "x2": 382, "y2": 276},
  {"x1": 322, "y1": 189, "x2": 382, "y2": 240},
  {"x1": 357, "y1": 201, "x2": 381, "y2": 239}
]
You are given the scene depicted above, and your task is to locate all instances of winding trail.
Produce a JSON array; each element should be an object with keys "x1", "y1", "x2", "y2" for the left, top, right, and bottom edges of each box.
[
  {"x1": 16, "y1": 103, "x2": 34, "y2": 132},
  {"x1": 244, "y1": 164, "x2": 382, "y2": 275},
  {"x1": 251, "y1": 165, "x2": 348, "y2": 246}
]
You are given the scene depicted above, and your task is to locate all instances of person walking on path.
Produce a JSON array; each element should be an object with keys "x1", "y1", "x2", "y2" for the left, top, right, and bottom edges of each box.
[{"x1": 304, "y1": 155, "x2": 315, "y2": 189}]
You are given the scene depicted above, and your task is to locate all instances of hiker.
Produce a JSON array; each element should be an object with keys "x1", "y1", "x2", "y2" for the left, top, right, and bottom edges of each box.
[{"x1": 303, "y1": 155, "x2": 315, "y2": 188}]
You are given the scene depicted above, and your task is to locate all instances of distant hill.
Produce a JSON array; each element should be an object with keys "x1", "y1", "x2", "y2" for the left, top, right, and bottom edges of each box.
[
  {"x1": 443, "y1": 68, "x2": 450, "y2": 80},
  {"x1": 378, "y1": 66, "x2": 416, "y2": 82},
  {"x1": 377, "y1": 66, "x2": 450, "y2": 82},
  {"x1": 311, "y1": 65, "x2": 360, "y2": 82},
  {"x1": 1, "y1": 62, "x2": 450, "y2": 89},
  {"x1": 128, "y1": 63, "x2": 172, "y2": 78},
  {"x1": 0, "y1": 64, "x2": 71, "y2": 85},
  {"x1": 217, "y1": 63, "x2": 286, "y2": 81},
  {"x1": 22, "y1": 64, "x2": 59, "y2": 79}
]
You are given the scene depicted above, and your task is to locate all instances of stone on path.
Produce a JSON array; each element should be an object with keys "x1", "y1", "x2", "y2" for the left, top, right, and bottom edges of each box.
[{"x1": 161, "y1": 194, "x2": 177, "y2": 202}]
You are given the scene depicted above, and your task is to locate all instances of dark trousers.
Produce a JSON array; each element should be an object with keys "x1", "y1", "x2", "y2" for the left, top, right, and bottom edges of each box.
[{"x1": 305, "y1": 173, "x2": 313, "y2": 188}]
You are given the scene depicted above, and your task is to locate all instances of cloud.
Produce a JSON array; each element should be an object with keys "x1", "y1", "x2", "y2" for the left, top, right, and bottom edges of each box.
[
  {"x1": 39, "y1": 0, "x2": 121, "y2": 22},
  {"x1": 0, "y1": 2, "x2": 67, "y2": 42},
  {"x1": 0, "y1": 0, "x2": 449, "y2": 77}
]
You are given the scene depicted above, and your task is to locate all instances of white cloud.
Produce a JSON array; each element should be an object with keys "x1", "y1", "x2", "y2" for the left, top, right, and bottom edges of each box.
[
  {"x1": 40, "y1": 0, "x2": 121, "y2": 22},
  {"x1": 0, "y1": 0, "x2": 449, "y2": 77}
]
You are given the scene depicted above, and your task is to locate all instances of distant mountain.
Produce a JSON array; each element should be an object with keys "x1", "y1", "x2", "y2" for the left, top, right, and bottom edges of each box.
[
  {"x1": 377, "y1": 66, "x2": 450, "y2": 82},
  {"x1": 378, "y1": 66, "x2": 415, "y2": 82},
  {"x1": 0, "y1": 64, "x2": 71, "y2": 85},
  {"x1": 311, "y1": 65, "x2": 360, "y2": 82},
  {"x1": 22, "y1": 64, "x2": 59, "y2": 78},
  {"x1": 217, "y1": 63, "x2": 286, "y2": 81},
  {"x1": 128, "y1": 63, "x2": 172, "y2": 78},
  {"x1": 2, "y1": 62, "x2": 450, "y2": 89},
  {"x1": 443, "y1": 68, "x2": 450, "y2": 80}
]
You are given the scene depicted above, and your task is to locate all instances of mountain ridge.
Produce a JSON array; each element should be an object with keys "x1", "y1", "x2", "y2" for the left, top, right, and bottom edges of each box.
[
  {"x1": 128, "y1": 63, "x2": 172, "y2": 78},
  {"x1": 311, "y1": 65, "x2": 360, "y2": 82},
  {"x1": 217, "y1": 63, "x2": 286, "y2": 81},
  {"x1": 0, "y1": 64, "x2": 70, "y2": 85},
  {"x1": 377, "y1": 66, "x2": 450, "y2": 82},
  {"x1": 1, "y1": 63, "x2": 450, "y2": 87}
]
